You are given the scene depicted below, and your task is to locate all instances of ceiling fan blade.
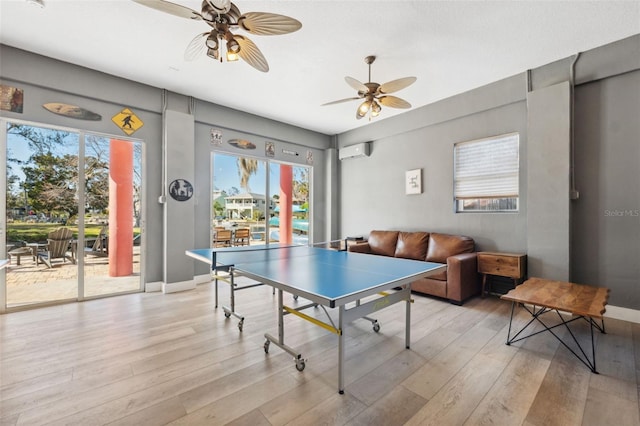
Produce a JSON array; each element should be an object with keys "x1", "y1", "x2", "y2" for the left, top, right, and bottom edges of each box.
[
  {"x1": 235, "y1": 35, "x2": 269, "y2": 72},
  {"x1": 321, "y1": 97, "x2": 360, "y2": 106},
  {"x1": 131, "y1": 0, "x2": 202, "y2": 20},
  {"x1": 345, "y1": 76, "x2": 367, "y2": 93},
  {"x1": 205, "y1": 0, "x2": 231, "y2": 14},
  {"x1": 184, "y1": 32, "x2": 208, "y2": 61},
  {"x1": 378, "y1": 95, "x2": 412, "y2": 109},
  {"x1": 238, "y1": 12, "x2": 302, "y2": 35},
  {"x1": 379, "y1": 77, "x2": 417, "y2": 94}
]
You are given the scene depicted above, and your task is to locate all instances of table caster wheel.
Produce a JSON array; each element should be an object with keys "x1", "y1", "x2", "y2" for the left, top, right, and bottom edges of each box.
[
  {"x1": 295, "y1": 358, "x2": 306, "y2": 371},
  {"x1": 238, "y1": 320, "x2": 244, "y2": 332},
  {"x1": 224, "y1": 311, "x2": 231, "y2": 318},
  {"x1": 372, "y1": 322, "x2": 380, "y2": 333},
  {"x1": 264, "y1": 340, "x2": 270, "y2": 353}
]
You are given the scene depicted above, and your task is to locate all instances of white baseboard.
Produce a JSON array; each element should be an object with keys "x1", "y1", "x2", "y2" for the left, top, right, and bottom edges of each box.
[
  {"x1": 194, "y1": 274, "x2": 212, "y2": 285},
  {"x1": 605, "y1": 305, "x2": 640, "y2": 324},
  {"x1": 162, "y1": 280, "x2": 196, "y2": 294},
  {"x1": 145, "y1": 277, "x2": 207, "y2": 294},
  {"x1": 145, "y1": 281, "x2": 163, "y2": 292}
]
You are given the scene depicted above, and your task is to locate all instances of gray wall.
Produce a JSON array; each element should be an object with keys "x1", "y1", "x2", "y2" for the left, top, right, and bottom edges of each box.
[
  {"x1": 339, "y1": 96, "x2": 528, "y2": 254},
  {"x1": 337, "y1": 34, "x2": 640, "y2": 309},
  {"x1": 526, "y1": 82, "x2": 571, "y2": 281},
  {"x1": 572, "y1": 70, "x2": 640, "y2": 309}
]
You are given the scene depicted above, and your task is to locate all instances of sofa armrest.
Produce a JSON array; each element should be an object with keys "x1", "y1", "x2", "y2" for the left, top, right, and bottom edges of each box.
[
  {"x1": 348, "y1": 242, "x2": 372, "y2": 254},
  {"x1": 446, "y1": 252, "x2": 479, "y2": 303}
]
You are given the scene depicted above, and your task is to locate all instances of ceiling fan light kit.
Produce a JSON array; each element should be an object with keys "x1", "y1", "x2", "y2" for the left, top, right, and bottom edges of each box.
[
  {"x1": 324, "y1": 55, "x2": 417, "y2": 121},
  {"x1": 132, "y1": 0, "x2": 302, "y2": 72}
]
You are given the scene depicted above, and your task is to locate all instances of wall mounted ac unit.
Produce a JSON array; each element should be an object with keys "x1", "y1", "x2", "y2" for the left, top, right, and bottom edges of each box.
[{"x1": 339, "y1": 142, "x2": 370, "y2": 160}]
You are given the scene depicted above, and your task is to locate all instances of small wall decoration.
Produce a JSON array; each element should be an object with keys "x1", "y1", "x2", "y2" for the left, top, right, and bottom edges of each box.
[
  {"x1": 405, "y1": 169, "x2": 422, "y2": 195},
  {"x1": 169, "y1": 179, "x2": 193, "y2": 201},
  {"x1": 228, "y1": 139, "x2": 256, "y2": 149},
  {"x1": 112, "y1": 108, "x2": 143, "y2": 135},
  {"x1": 210, "y1": 128, "x2": 223, "y2": 146},
  {"x1": 0, "y1": 84, "x2": 24, "y2": 113},
  {"x1": 265, "y1": 141, "x2": 275, "y2": 157},
  {"x1": 282, "y1": 148, "x2": 299, "y2": 157},
  {"x1": 43, "y1": 102, "x2": 102, "y2": 121},
  {"x1": 306, "y1": 150, "x2": 314, "y2": 165}
]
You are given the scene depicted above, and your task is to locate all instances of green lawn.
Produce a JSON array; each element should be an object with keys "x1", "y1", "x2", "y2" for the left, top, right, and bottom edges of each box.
[{"x1": 7, "y1": 223, "x2": 139, "y2": 244}]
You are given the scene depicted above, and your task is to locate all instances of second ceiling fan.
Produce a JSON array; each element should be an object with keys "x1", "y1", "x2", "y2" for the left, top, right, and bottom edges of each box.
[
  {"x1": 323, "y1": 55, "x2": 417, "y2": 120},
  {"x1": 131, "y1": 0, "x2": 302, "y2": 72}
]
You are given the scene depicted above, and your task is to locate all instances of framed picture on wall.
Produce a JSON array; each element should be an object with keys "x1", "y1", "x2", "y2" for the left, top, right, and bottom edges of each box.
[{"x1": 405, "y1": 169, "x2": 422, "y2": 195}]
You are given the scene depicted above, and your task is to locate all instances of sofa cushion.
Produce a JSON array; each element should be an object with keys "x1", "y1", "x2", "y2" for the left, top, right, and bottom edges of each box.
[
  {"x1": 368, "y1": 230, "x2": 399, "y2": 257},
  {"x1": 395, "y1": 232, "x2": 429, "y2": 260},
  {"x1": 426, "y1": 232, "x2": 475, "y2": 263}
]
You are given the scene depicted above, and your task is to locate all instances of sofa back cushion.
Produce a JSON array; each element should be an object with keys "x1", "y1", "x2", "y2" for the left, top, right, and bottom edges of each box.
[
  {"x1": 368, "y1": 230, "x2": 399, "y2": 257},
  {"x1": 426, "y1": 232, "x2": 475, "y2": 263},
  {"x1": 395, "y1": 232, "x2": 429, "y2": 260}
]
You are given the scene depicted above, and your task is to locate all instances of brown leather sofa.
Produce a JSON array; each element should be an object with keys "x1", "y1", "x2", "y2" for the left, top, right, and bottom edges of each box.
[{"x1": 348, "y1": 230, "x2": 479, "y2": 305}]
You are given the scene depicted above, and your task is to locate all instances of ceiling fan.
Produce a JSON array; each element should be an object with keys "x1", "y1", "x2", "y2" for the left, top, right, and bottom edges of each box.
[
  {"x1": 131, "y1": 0, "x2": 302, "y2": 72},
  {"x1": 322, "y1": 55, "x2": 417, "y2": 120}
]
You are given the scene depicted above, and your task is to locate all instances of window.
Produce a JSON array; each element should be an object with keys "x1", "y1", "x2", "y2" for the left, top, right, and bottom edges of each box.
[{"x1": 454, "y1": 133, "x2": 519, "y2": 212}]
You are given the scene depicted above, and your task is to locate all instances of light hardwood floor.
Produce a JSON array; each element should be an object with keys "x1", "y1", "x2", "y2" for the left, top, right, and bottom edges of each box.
[{"x1": 1, "y1": 278, "x2": 639, "y2": 425}]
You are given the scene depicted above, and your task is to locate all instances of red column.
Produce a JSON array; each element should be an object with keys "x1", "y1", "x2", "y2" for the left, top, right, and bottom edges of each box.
[
  {"x1": 279, "y1": 165, "x2": 293, "y2": 244},
  {"x1": 108, "y1": 139, "x2": 134, "y2": 276}
]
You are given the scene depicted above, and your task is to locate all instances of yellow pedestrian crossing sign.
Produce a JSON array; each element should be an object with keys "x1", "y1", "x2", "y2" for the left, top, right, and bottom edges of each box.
[{"x1": 112, "y1": 108, "x2": 143, "y2": 135}]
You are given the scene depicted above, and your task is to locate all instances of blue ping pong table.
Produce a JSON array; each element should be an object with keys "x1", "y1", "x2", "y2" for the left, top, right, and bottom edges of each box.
[{"x1": 186, "y1": 243, "x2": 445, "y2": 394}]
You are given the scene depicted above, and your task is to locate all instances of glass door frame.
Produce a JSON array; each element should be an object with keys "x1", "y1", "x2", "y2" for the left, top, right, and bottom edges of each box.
[
  {"x1": 210, "y1": 150, "x2": 313, "y2": 248},
  {"x1": 0, "y1": 118, "x2": 146, "y2": 313}
]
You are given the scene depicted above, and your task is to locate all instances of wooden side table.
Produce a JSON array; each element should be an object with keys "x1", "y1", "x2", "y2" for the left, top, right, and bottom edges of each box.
[{"x1": 477, "y1": 252, "x2": 527, "y2": 297}]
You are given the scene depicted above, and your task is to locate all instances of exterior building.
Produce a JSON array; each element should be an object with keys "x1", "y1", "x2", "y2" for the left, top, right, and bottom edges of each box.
[{"x1": 224, "y1": 192, "x2": 271, "y2": 220}]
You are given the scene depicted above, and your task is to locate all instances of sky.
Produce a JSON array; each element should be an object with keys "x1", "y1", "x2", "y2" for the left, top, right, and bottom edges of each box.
[
  {"x1": 213, "y1": 153, "x2": 308, "y2": 198},
  {"x1": 5, "y1": 124, "x2": 142, "y2": 193}
]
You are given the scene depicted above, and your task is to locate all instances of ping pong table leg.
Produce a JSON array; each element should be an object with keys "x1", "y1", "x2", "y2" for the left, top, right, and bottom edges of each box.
[
  {"x1": 338, "y1": 305, "x2": 345, "y2": 394},
  {"x1": 214, "y1": 275, "x2": 219, "y2": 308},
  {"x1": 263, "y1": 288, "x2": 306, "y2": 372},
  {"x1": 405, "y1": 296, "x2": 411, "y2": 349}
]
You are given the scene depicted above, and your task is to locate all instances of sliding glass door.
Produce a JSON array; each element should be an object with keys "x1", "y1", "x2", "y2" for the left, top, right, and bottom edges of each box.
[
  {"x1": 212, "y1": 153, "x2": 311, "y2": 246},
  {"x1": 212, "y1": 153, "x2": 268, "y2": 247},
  {"x1": 3, "y1": 123, "x2": 79, "y2": 306},
  {"x1": 1, "y1": 120, "x2": 144, "y2": 311},
  {"x1": 81, "y1": 135, "x2": 142, "y2": 298},
  {"x1": 269, "y1": 162, "x2": 310, "y2": 245}
]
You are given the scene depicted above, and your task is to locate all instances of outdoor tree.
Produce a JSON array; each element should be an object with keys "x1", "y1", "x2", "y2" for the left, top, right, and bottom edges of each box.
[
  {"x1": 7, "y1": 123, "x2": 69, "y2": 155},
  {"x1": 213, "y1": 200, "x2": 225, "y2": 218},
  {"x1": 22, "y1": 152, "x2": 79, "y2": 217},
  {"x1": 84, "y1": 136, "x2": 111, "y2": 214},
  {"x1": 237, "y1": 157, "x2": 258, "y2": 192},
  {"x1": 84, "y1": 155, "x2": 109, "y2": 213},
  {"x1": 5, "y1": 172, "x2": 23, "y2": 216},
  {"x1": 6, "y1": 125, "x2": 114, "y2": 219},
  {"x1": 293, "y1": 168, "x2": 309, "y2": 204}
]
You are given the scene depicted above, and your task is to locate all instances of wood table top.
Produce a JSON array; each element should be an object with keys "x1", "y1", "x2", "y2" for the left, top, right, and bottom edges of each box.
[{"x1": 501, "y1": 277, "x2": 610, "y2": 319}]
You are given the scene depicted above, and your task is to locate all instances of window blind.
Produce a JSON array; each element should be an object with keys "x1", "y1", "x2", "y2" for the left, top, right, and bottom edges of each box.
[{"x1": 454, "y1": 133, "x2": 519, "y2": 199}]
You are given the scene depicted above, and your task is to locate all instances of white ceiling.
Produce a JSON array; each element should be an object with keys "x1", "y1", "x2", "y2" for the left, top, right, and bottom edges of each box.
[{"x1": 1, "y1": 0, "x2": 639, "y2": 135}]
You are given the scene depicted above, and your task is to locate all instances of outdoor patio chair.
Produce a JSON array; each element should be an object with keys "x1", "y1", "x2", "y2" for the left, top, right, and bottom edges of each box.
[
  {"x1": 213, "y1": 229, "x2": 232, "y2": 247},
  {"x1": 85, "y1": 226, "x2": 108, "y2": 257},
  {"x1": 233, "y1": 228, "x2": 250, "y2": 246},
  {"x1": 38, "y1": 227, "x2": 75, "y2": 268}
]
